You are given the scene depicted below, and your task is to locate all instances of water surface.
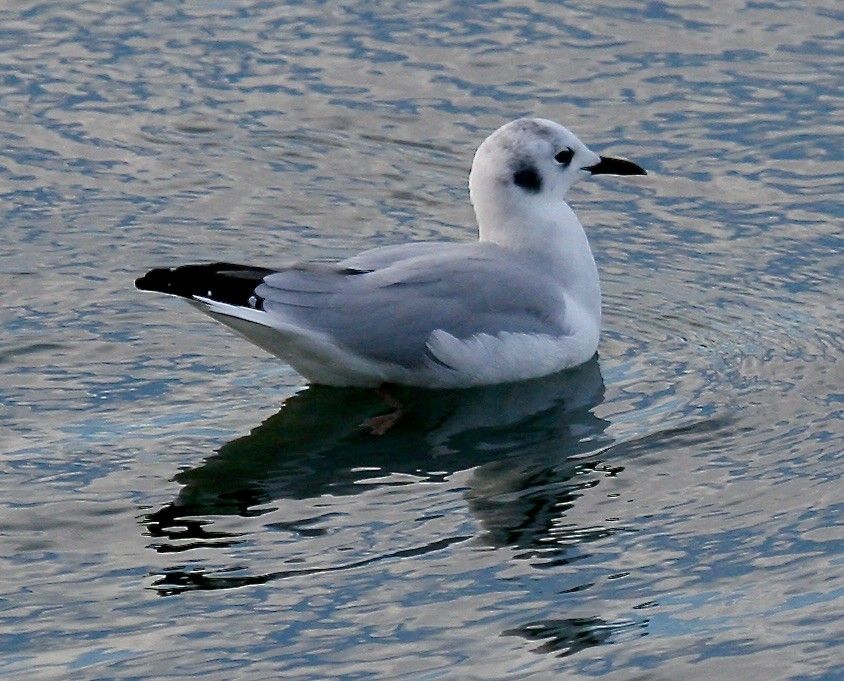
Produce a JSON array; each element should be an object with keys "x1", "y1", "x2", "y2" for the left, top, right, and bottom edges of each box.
[{"x1": 0, "y1": 1, "x2": 841, "y2": 679}]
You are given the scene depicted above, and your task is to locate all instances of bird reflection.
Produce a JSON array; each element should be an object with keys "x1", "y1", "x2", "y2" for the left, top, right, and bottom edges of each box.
[
  {"x1": 144, "y1": 359, "x2": 650, "y2": 655},
  {"x1": 145, "y1": 359, "x2": 610, "y2": 555}
]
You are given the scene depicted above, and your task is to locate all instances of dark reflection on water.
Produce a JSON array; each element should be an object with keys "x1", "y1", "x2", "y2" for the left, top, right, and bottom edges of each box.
[
  {"x1": 145, "y1": 361, "x2": 617, "y2": 592},
  {"x1": 143, "y1": 359, "x2": 669, "y2": 658},
  {"x1": 502, "y1": 617, "x2": 646, "y2": 659}
]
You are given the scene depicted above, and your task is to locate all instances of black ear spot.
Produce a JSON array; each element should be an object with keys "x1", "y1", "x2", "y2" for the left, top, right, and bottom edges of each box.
[{"x1": 513, "y1": 165, "x2": 542, "y2": 193}]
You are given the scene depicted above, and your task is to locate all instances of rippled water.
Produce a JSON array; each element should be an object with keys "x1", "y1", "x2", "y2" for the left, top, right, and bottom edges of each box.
[{"x1": 1, "y1": 2, "x2": 841, "y2": 679}]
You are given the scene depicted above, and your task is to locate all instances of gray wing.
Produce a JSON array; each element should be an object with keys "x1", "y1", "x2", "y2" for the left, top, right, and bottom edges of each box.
[{"x1": 256, "y1": 242, "x2": 568, "y2": 368}]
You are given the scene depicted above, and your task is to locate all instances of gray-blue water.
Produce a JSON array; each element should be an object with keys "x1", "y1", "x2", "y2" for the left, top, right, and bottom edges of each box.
[{"x1": 1, "y1": 2, "x2": 841, "y2": 679}]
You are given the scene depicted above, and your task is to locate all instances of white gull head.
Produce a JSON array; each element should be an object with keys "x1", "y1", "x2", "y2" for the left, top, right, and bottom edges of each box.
[
  {"x1": 469, "y1": 118, "x2": 644, "y2": 251},
  {"x1": 468, "y1": 117, "x2": 646, "y2": 348}
]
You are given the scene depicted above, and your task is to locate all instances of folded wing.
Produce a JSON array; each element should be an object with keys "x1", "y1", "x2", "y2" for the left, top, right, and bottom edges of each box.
[{"x1": 256, "y1": 242, "x2": 568, "y2": 368}]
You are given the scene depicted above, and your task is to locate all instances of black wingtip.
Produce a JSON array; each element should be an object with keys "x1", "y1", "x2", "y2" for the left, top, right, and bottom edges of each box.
[
  {"x1": 136, "y1": 262, "x2": 275, "y2": 305},
  {"x1": 135, "y1": 267, "x2": 180, "y2": 294}
]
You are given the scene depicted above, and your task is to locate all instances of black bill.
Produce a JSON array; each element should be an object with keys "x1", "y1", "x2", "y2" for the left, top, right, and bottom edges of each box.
[{"x1": 584, "y1": 156, "x2": 646, "y2": 176}]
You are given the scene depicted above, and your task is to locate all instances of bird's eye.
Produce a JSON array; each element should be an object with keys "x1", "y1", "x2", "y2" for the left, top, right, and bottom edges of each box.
[{"x1": 554, "y1": 148, "x2": 574, "y2": 165}]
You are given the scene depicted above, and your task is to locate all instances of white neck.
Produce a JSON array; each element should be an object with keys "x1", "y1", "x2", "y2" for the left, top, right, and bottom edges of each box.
[{"x1": 472, "y1": 192, "x2": 602, "y2": 325}]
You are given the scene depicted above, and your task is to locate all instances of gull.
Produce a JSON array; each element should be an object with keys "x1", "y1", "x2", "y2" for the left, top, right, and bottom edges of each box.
[{"x1": 136, "y1": 118, "x2": 645, "y2": 389}]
